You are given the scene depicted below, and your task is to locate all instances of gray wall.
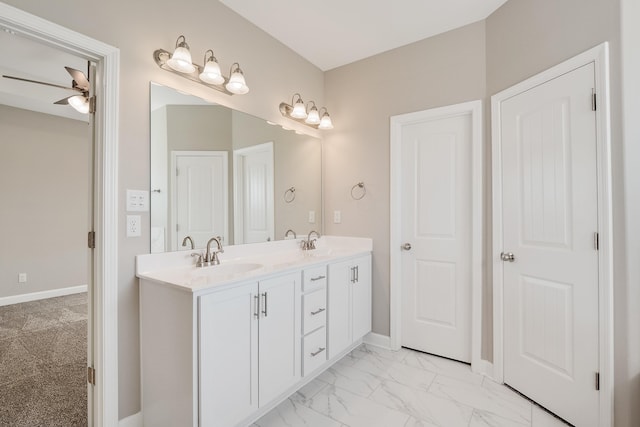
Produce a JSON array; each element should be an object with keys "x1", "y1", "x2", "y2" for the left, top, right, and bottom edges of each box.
[
  {"x1": 324, "y1": 20, "x2": 487, "y2": 338},
  {"x1": 1, "y1": 0, "x2": 324, "y2": 418},
  {"x1": 0, "y1": 105, "x2": 89, "y2": 298}
]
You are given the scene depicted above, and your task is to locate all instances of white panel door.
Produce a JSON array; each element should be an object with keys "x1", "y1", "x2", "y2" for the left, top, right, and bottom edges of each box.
[
  {"x1": 234, "y1": 142, "x2": 274, "y2": 244},
  {"x1": 500, "y1": 63, "x2": 599, "y2": 426},
  {"x1": 258, "y1": 273, "x2": 300, "y2": 405},
  {"x1": 199, "y1": 282, "x2": 258, "y2": 427},
  {"x1": 401, "y1": 113, "x2": 472, "y2": 363},
  {"x1": 173, "y1": 151, "x2": 228, "y2": 249}
]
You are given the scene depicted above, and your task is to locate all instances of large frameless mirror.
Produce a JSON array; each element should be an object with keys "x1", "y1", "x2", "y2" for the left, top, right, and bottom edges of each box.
[{"x1": 150, "y1": 82, "x2": 322, "y2": 253}]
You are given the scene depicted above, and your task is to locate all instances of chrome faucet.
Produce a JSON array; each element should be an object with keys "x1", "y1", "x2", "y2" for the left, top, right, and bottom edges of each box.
[
  {"x1": 301, "y1": 230, "x2": 320, "y2": 250},
  {"x1": 285, "y1": 229, "x2": 297, "y2": 239},
  {"x1": 205, "y1": 236, "x2": 224, "y2": 265},
  {"x1": 181, "y1": 236, "x2": 195, "y2": 250}
]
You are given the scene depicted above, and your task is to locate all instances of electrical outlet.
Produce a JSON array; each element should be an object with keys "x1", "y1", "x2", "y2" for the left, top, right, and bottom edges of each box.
[
  {"x1": 308, "y1": 210, "x2": 316, "y2": 223},
  {"x1": 18, "y1": 273, "x2": 27, "y2": 283},
  {"x1": 127, "y1": 215, "x2": 141, "y2": 237},
  {"x1": 334, "y1": 210, "x2": 341, "y2": 224}
]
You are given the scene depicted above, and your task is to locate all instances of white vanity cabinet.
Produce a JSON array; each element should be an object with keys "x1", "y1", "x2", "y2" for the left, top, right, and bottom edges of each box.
[
  {"x1": 328, "y1": 254, "x2": 372, "y2": 359},
  {"x1": 138, "y1": 238, "x2": 373, "y2": 427},
  {"x1": 199, "y1": 272, "x2": 300, "y2": 427}
]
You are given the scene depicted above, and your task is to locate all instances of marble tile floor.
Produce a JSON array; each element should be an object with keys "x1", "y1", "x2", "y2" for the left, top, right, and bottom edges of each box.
[{"x1": 253, "y1": 344, "x2": 571, "y2": 427}]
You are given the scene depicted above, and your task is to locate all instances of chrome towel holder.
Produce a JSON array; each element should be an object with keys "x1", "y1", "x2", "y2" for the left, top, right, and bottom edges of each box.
[
  {"x1": 351, "y1": 182, "x2": 366, "y2": 200},
  {"x1": 284, "y1": 187, "x2": 296, "y2": 203}
]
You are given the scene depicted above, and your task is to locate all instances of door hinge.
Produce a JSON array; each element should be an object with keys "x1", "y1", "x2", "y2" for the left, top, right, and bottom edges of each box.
[
  {"x1": 176, "y1": 168, "x2": 179, "y2": 176},
  {"x1": 595, "y1": 372, "x2": 600, "y2": 391},
  {"x1": 176, "y1": 224, "x2": 180, "y2": 232},
  {"x1": 88, "y1": 95, "x2": 97, "y2": 114},
  {"x1": 594, "y1": 232, "x2": 599, "y2": 250},
  {"x1": 592, "y1": 90, "x2": 597, "y2": 111},
  {"x1": 88, "y1": 231, "x2": 96, "y2": 249},
  {"x1": 87, "y1": 366, "x2": 96, "y2": 385}
]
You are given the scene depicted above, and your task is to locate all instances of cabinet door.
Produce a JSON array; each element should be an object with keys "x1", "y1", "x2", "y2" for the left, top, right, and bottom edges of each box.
[
  {"x1": 328, "y1": 259, "x2": 352, "y2": 359},
  {"x1": 258, "y1": 272, "x2": 300, "y2": 405},
  {"x1": 199, "y1": 282, "x2": 258, "y2": 427},
  {"x1": 352, "y1": 255, "x2": 372, "y2": 340}
]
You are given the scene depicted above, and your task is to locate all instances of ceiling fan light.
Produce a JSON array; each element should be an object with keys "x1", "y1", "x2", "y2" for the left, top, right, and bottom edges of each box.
[
  {"x1": 226, "y1": 63, "x2": 249, "y2": 94},
  {"x1": 305, "y1": 106, "x2": 320, "y2": 125},
  {"x1": 68, "y1": 95, "x2": 90, "y2": 114},
  {"x1": 167, "y1": 36, "x2": 196, "y2": 74}
]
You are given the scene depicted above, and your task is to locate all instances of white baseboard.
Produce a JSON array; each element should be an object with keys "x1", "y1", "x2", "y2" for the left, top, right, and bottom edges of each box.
[
  {"x1": 119, "y1": 412, "x2": 142, "y2": 427},
  {"x1": 0, "y1": 285, "x2": 88, "y2": 307},
  {"x1": 363, "y1": 332, "x2": 392, "y2": 350}
]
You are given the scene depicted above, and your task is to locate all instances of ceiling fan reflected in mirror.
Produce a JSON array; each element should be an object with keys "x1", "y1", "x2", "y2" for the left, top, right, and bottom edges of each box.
[{"x1": 2, "y1": 66, "x2": 93, "y2": 114}]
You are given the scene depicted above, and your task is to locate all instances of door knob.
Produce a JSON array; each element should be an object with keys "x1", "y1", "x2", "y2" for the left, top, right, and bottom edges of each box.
[
  {"x1": 500, "y1": 252, "x2": 515, "y2": 262},
  {"x1": 402, "y1": 243, "x2": 412, "y2": 251}
]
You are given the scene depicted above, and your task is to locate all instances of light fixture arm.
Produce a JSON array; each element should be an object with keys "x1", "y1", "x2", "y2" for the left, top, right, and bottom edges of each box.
[{"x1": 175, "y1": 35, "x2": 189, "y2": 49}]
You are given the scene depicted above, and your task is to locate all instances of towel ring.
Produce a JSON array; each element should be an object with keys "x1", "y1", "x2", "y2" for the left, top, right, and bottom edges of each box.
[
  {"x1": 351, "y1": 182, "x2": 366, "y2": 200},
  {"x1": 284, "y1": 187, "x2": 296, "y2": 203}
]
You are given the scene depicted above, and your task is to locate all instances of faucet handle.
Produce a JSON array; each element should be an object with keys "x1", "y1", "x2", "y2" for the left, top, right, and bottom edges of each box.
[
  {"x1": 191, "y1": 252, "x2": 205, "y2": 267},
  {"x1": 216, "y1": 236, "x2": 225, "y2": 253}
]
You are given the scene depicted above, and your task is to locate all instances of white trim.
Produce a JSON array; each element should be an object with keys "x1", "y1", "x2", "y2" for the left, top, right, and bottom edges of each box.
[
  {"x1": 476, "y1": 360, "x2": 494, "y2": 379},
  {"x1": 118, "y1": 412, "x2": 143, "y2": 427},
  {"x1": 0, "y1": 285, "x2": 88, "y2": 307},
  {"x1": 363, "y1": 332, "x2": 392, "y2": 350},
  {"x1": 491, "y1": 43, "x2": 613, "y2": 427},
  {"x1": 389, "y1": 100, "x2": 483, "y2": 372},
  {"x1": 0, "y1": 3, "x2": 120, "y2": 426}
]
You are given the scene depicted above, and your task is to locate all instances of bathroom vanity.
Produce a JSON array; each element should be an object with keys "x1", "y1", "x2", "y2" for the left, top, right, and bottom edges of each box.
[{"x1": 137, "y1": 236, "x2": 372, "y2": 427}]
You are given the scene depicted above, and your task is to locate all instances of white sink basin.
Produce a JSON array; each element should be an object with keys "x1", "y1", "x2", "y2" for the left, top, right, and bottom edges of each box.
[{"x1": 194, "y1": 262, "x2": 264, "y2": 278}]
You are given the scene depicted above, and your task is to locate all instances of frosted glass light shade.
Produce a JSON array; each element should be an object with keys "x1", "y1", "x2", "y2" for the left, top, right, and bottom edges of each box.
[
  {"x1": 167, "y1": 46, "x2": 196, "y2": 73},
  {"x1": 226, "y1": 67, "x2": 249, "y2": 94},
  {"x1": 318, "y1": 112, "x2": 333, "y2": 130},
  {"x1": 291, "y1": 99, "x2": 307, "y2": 119},
  {"x1": 68, "y1": 95, "x2": 90, "y2": 114},
  {"x1": 305, "y1": 106, "x2": 320, "y2": 125},
  {"x1": 199, "y1": 59, "x2": 224, "y2": 85}
]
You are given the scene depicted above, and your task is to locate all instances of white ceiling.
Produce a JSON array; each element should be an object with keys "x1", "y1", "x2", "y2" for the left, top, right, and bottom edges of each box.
[
  {"x1": 220, "y1": 0, "x2": 509, "y2": 71},
  {"x1": 0, "y1": 28, "x2": 89, "y2": 122}
]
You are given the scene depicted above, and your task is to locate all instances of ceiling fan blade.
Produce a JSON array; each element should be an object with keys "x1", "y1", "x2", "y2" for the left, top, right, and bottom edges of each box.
[
  {"x1": 2, "y1": 74, "x2": 79, "y2": 91},
  {"x1": 54, "y1": 95, "x2": 73, "y2": 105},
  {"x1": 65, "y1": 66, "x2": 90, "y2": 91}
]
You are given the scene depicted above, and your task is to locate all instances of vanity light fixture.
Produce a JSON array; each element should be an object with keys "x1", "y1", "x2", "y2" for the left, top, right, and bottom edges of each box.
[
  {"x1": 154, "y1": 35, "x2": 249, "y2": 96},
  {"x1": 279, "y1": 93, "x2": 334, "y2": 130}
]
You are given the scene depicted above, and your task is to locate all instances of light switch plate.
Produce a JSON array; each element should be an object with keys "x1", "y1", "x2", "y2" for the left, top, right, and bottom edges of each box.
[
  {"x1": 334, "y1": 210, "x2": 341, "y2": 224},
  {"x1": 308, "y1": 210, "x2": 316, "y2": 223},
  {"x1": 127, "y1": 215, "x2": 142, "y2": 237},
  {"x1": 126, "y1": 189, "x2": 149, "y2": 212}
]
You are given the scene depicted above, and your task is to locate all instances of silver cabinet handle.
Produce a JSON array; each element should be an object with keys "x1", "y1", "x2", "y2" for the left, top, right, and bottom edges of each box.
[
  {"x1": 310, "y1": 275, "x2": 326, "y2": 282},
  {"x1": 500, "y1": 252, "x2": 516, "y2": 262},
  {"x1": 310, "y1": 308, "x2": 326, "y2": 316},
  {"x1": 261, "y1": 292, "x2": 268, "y2": 317},
  {"x1": 402, "y1": 243, "x2": 412, "y2": 251},
  {"x1": 253, "y1": 295, "x2": 259, "y2": 318},
  {"x1": 310, "y1": 347, "x2": 326, "y2": 357},
  {"x1": 350, "y1": 266, "x2": 356, "y2": 283},
  {"x1": 355, "y1": 265, "x2": 359, "y2": 283}
]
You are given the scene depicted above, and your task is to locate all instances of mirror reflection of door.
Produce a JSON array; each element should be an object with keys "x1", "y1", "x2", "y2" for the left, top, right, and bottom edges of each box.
[
  {"x1": 234, "y1": 142, "x2": 274, "y2": 243},
  {"x1": 171, "y1": 151, "x2": 229, "y2": 249}
]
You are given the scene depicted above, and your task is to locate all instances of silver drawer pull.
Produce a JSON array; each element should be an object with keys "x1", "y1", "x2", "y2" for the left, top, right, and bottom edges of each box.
[
  {"x1": 310, "y1": 275, "x2": 326, "y2": 282},
  {"x1": 310, "y1": 308, "x2": 326, "y2": 316},
  {"x1": 310, "y1": 347, "x2": 326, "y2": 357}
]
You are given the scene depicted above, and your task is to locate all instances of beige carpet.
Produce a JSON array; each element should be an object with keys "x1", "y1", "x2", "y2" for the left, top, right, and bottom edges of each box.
[{"x1": 0, "y1": 293, "x2": 87, "y2": 427}]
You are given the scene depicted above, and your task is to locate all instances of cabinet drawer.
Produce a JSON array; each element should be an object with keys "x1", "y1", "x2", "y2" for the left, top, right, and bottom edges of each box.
[
  {"x1": 303, "y1": 289, "x2": 326, "y2": 335},
  {"x1": 303, "y1": 265, "x2": 327, "y2": 292},
  {"x1": 302, "y1": 327, "x2": 327, "y2": 376}
]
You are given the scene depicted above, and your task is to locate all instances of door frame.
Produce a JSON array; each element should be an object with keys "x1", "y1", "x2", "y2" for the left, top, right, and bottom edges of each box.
[
  {"x1": 0, "y1": 3, "x2": 120, "y2": 426},
  {"x1": 170, "y1": 150, "x2": 229, "y2": 249},
  {"x1": 233, "y1": 141, "x2": 274, "y2": 244},
  {"x1": 491, "y1": 43, "x2": 613, "y2": 426},
  {"x1": 390, "y1": 100, "x2": 483, "y2": 371}
]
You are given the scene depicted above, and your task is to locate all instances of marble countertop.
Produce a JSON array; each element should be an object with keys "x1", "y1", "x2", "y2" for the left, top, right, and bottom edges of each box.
[{"x1": 136, "y1": 236, "x2": 372, "y2": 293}]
